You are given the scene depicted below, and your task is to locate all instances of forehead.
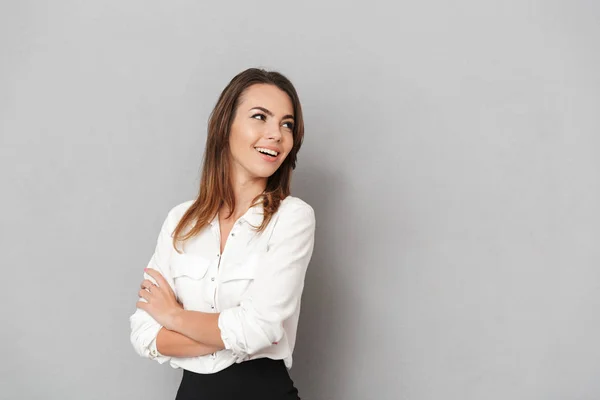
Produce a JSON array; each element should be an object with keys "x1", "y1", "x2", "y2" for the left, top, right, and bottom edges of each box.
[{"x1": 238, "y1": 84, "x2": 293, "y2": 116}]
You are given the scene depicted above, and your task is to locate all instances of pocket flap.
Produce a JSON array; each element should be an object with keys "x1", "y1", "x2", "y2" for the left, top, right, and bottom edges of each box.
[
  {"x1": 170, "y1": 252, "x2": 211, "y2": 280},
  {"x1": 220, "y1": 255, "x2": 260, "y2": 283}
]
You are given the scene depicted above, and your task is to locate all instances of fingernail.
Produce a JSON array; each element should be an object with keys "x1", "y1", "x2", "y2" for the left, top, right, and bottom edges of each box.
[{"x1": 144, "y1": 268, "x2": 148, "y2": 271}]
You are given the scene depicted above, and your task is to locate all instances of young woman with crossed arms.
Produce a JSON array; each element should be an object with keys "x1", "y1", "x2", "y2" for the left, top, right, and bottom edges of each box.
[{"x1": 129, "y1": 68, "x2": 315, "y2": 399}]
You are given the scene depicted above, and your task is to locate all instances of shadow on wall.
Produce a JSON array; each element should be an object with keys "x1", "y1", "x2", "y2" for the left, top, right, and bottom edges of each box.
[{"x1": 290, "y1": 162, "x2": 354, "y2": 398}]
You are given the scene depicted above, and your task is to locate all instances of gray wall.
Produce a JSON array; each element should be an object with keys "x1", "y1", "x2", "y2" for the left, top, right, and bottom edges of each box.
[{"x1": 2, "y1": 1, "x2": 599, "y2": 399}]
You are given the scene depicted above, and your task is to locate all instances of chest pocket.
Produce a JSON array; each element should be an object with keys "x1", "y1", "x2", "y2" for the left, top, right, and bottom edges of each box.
[
  {"x1": 218, "y1": 254, "x2": 260, "y2": 309},
  {"x1": 170, "y1": 252, "x2": 211, "y2": 310}
]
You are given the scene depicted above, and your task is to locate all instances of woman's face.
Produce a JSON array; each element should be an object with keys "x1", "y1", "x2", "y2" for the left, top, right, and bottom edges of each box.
[{"x1": 228, "y1": 83, "x2": 295, "y2": 182}]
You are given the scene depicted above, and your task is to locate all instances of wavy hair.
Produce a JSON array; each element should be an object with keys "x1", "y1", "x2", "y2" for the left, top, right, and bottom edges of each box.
[{"x1": 172, "y1": 68, "x2": 305, "y2": 251}]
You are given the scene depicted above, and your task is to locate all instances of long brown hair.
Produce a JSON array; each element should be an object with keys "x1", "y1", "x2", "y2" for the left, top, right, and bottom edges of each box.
[{"x1": 172, "y1": 68, "x2": 305, "y2": 251}]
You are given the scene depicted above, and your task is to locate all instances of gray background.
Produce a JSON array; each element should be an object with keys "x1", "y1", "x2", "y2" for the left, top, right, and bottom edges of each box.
[{"x1": 1, "y1": 1, "x2": 599, "y2": 399}]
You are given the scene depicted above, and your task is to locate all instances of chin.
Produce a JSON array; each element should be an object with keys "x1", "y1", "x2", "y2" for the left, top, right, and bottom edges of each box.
[
  {"x1": 250, "y1": 167, "x2": 279, "y2": 179},
  {"x1": 255, "y1": 171, "x2": 277, "y2": 179}
]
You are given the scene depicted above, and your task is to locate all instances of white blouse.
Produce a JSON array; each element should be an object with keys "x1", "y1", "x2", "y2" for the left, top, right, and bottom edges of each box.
[{"x1": 129, "y1": 196, "x2": 316, "y2": 374}]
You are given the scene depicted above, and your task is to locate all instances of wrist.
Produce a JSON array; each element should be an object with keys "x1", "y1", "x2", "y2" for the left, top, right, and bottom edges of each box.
[{"x1": 165, "y1": 308, "x2": 184, "y2": 332}]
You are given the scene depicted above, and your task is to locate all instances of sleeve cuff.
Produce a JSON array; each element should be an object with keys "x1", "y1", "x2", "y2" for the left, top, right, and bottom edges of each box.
[
  {"x1": 147, "y1": 328, "x2": 171, "y2": 364},
  {"x1": 218, "y1": 309, "x2": 251, "y2": 363}
]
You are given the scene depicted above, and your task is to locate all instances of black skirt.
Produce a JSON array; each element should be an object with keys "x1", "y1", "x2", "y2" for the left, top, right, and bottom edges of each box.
[{"x1": 175, "y1": 358, "x2": 301, "y2": 400}]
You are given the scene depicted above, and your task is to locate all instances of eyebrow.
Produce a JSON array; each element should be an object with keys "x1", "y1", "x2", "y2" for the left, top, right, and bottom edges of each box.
[{"x1": 250, "y1": 106, "x2": 295, "y2": 121}]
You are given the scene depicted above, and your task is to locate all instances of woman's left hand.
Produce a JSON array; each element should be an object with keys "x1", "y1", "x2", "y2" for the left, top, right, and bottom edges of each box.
[{"x1": 136, "y1": 268, "x2": 182, "y2": 330}]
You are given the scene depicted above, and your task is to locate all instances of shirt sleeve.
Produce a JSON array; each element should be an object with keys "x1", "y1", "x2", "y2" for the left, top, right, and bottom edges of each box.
[
  {"x1": 218, "y1": 202, "x2": 316, "y2": 362},
  {"x1": 129, "y1": 214, "x2": 175, "y2": 364}
]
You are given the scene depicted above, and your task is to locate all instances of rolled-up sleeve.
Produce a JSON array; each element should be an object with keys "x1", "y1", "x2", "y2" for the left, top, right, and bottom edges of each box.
[
  {"x1": 129, "y1": 215, "x2": 175, "y2": 364},
  {"x1": 218, "y1": 203, "x2": 316, "y2": 362}
]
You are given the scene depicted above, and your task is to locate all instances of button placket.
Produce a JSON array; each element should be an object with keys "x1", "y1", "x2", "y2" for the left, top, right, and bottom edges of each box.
[
  {"x1": 212, "y1": 252, "x2": 221, "y2": 312},
  {"x1": 209, "y1": 255, "x2": 218, "y2": 359}
]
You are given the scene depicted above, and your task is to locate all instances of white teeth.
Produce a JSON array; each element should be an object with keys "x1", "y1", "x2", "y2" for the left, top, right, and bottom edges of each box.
[{"x1": 255, "y1": 147, "x2": 278, "y2": 156}]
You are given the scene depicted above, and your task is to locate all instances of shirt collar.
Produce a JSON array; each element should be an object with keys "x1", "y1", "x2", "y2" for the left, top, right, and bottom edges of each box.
[
  {"x1": 242, "y1": 201, "x2": 265, "y2": 227},
  {"x1": 208, "y1": 201, "x2": 264, "y2": 228}
]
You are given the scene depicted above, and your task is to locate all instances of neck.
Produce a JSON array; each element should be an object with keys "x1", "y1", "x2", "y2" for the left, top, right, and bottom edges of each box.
[{"x1": 221, "y1": 169, "x2": 267, "y2": 221}]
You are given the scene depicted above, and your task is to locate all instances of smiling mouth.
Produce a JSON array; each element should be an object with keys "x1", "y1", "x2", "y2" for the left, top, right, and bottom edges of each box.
[{"x1": 255, "y1": 147, "x2": 279, "y2": 158}]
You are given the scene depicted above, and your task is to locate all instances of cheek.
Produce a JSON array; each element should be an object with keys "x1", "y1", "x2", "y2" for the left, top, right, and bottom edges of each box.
[
  {"x1": 232, "y1": 123, "x2": 260, "y2": 146},
  {"x1": 283, "y1": 136, "x2": 294, "y2": 155},
  {"x1": 228, "y1": 136, "x2": 242, "y2": 159},
  {"x1": 228, "y1": 127, "x2": 253, "y2": 156}
]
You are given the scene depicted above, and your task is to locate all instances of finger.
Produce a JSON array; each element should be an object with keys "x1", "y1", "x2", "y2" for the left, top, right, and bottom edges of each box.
[
  {"x1": 136, "y1": 301, "x2": 148, "y2": 311},
  {"x1": 145, "y1": 268, "x2": 169, "y2": 289},
  {"x1": 138, "y1": 289, "x2": 151, "y2": 302},
  {"x1": 140, "y1": 279, "x2": 155, "y2": 290}
]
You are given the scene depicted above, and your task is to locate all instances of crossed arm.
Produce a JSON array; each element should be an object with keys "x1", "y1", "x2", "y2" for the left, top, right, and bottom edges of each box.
[
  {"x1": 155, "y1": 327, "x2": 218, "y2": 358},
  {"x1": 130, "y1": 202, "x2": 315, "y2": 362},
  {"x1": 137, "y1": 268, "x2": 225, "y2": 358}
]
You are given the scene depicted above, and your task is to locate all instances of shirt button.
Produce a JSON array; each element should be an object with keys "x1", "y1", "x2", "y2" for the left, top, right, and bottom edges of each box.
[
  {"x1": 151, "y1": 349, "x2": 157, "y2": 357},
  {"x1": 211, "y1": 277, "x2": 215, "y2": 282},
  {"x1": 231, "y1": 232, "x2": 235, "y2": 237},
  {"x1": 211, "y1": 305, "x2": 215, "y2": 309}
]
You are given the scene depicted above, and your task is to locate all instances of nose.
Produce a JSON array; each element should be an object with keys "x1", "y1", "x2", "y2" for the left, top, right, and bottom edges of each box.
[{"x1": 265, "y1": 122, "x2": 282, "y2": 142}]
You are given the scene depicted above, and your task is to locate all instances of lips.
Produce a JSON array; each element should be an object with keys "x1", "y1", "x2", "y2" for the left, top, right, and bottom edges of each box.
[
  {"x1": 255, "y1": 147, "x2": 281, "y2": 163},
  {"x1": 255, "y1": 147, "x2": 280, "y2": 157}
]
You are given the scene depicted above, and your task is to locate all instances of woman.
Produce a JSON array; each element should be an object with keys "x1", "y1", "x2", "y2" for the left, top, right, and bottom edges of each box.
[{"x1": 129, "y1": 68, "x2": 315, "y2": 400}]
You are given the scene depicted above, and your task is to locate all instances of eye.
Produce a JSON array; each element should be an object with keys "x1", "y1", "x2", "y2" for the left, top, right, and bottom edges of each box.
[
  {"x1": 282, "y1": 121, "x2": 294, "y2": 130},
  {"x1": 251, "y1": 113, "x2": 266, "y2": 121}
]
